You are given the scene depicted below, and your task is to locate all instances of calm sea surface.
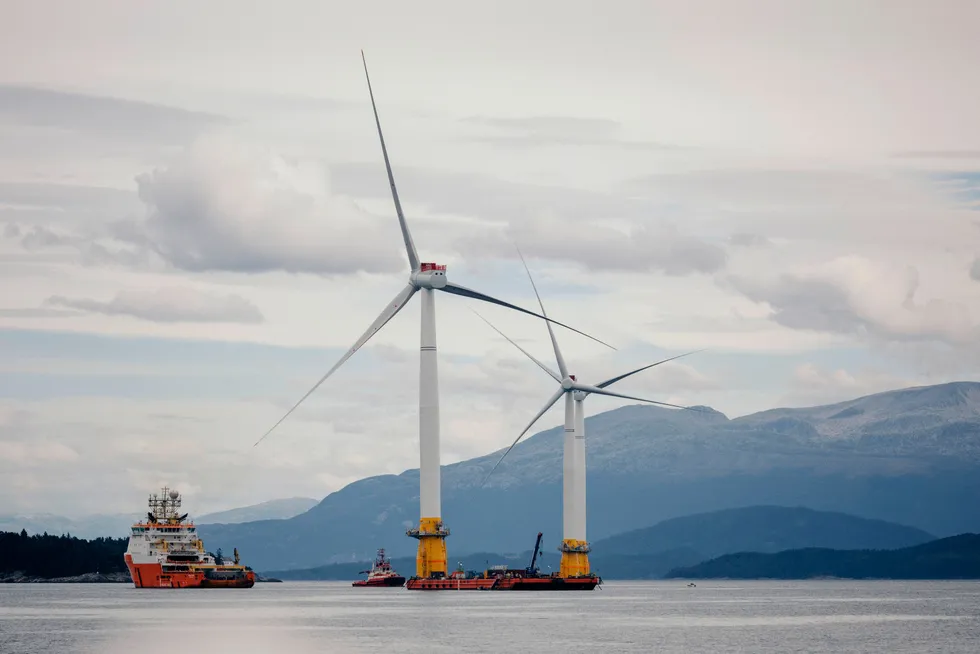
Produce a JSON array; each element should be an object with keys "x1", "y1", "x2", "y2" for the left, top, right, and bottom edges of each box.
[{"x1": 1, "y1": 580, "x2": 978, "y2": 653}]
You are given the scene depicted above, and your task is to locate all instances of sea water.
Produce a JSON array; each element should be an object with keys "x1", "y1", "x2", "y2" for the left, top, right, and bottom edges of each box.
[{"x1": 1, "y1": 580, "x2": 978, "y2": 653}]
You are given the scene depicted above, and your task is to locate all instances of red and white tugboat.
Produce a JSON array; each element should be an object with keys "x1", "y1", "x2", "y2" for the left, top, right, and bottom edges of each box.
[{"x1": 352, "y1": 549, "x2": 406, "y2": 587}]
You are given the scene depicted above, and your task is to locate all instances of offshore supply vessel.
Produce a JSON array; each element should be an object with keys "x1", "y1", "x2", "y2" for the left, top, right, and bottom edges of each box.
[
  {"x1": 123, "y1": 487, "x2": 256, "y2": 589},
  {"x1": 352, "y1": 548, "x2": 405, "y2": 587},
  {"x1": 404, "y1": 532, "x2": 601, "y2": 591}
]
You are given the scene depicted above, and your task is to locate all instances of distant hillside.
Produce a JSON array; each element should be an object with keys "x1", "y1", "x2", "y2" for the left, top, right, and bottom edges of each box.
[
  {"x1": 265, "y1": 507, "x2": 933, "y2": 581},
  {"x1": 197, "y1": 497, "x2": 319, "y2": 525},
  {"x1": 595, "y1": 506, "x2": 935, "y2": 559},
  {"x1": 0, "y1": 530, "x2": 128, "y2": 579},
  {"x1": 0, "y1": 497, "x2": 319, "y2": 540},
  {"x1": 264, "y1": 549, "x2": 703, "y2": 581},
  {"x1": 0, "y1": 513, "x2": 139, "y2": 540},
  {"x1": 665, "y1": 533, "x2": 980, "y2": 579},
  {"x1": 203, "y1": 381, "x2": 980, "y2": 571}
]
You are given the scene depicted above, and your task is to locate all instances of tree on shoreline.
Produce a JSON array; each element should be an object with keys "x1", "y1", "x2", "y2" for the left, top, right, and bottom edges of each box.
[{"x1": 1, "y1": 530, "x2": 128, "y2": 578}]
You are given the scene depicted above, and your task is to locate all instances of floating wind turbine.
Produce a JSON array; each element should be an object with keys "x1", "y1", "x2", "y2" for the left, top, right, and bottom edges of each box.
[
  {"x1": 477, "y1": 251, "x2": 702, "y2": 578},
  {"x1": 254, "y1": 52, "x2": 610, "y2": 580}
]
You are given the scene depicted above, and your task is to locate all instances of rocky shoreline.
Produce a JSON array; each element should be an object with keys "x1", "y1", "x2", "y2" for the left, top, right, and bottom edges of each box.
[{"x1": 1, "y1": 571, "x2": 131, "y2": 583}]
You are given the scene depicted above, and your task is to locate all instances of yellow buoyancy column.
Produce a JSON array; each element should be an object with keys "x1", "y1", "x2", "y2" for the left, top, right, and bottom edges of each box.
[
  {"x1": 559, "y1": 539, "x2": 591, "y2": 578},
  {"x1": 410, "y1": 517, "x2": 449, "y2": 578}
]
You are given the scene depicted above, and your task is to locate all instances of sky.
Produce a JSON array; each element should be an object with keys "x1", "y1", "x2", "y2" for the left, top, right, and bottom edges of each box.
[{"x1": 1, "y1": 0, "x2": 979, "y2": 516}]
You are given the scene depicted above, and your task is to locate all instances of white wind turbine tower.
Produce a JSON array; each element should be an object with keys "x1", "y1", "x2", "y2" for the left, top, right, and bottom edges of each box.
[
  {"x1": 253, "y1": 53, "x2": 610, "y2": 580},
  {"x1": 478, "y1": 253, "x2": 701, "y2": 578}
]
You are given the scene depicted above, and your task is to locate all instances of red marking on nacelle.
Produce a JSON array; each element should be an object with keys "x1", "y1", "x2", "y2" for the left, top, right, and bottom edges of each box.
[
  {"x1": 570, "y1": 375, "x2": 576, "y2": 381},
  {"x1": 420, "y1": 262, "x2": 447, "y2": 272}
]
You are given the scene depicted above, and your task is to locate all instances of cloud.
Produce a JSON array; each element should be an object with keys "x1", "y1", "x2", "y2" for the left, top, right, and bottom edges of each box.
[
  {"x1": 728, "y1": 256, "x2": 978, "y2": 346},
  {"x1": 125, "y1": 134, "x2": 406, "y2": 275},
  {"x1": 0, "y1": 85, "x2": 228, "y2": 144},
  {"x1": 893, "y1": 150, "x2": 980, "y2": 160},
  {"x1": 466, "y1": 116, "x2": 621, "y2": 138},
  {"x1": 329, "y1": 161, "x2": 655, "y2": 226},
  {"x1": 781, "y1": 363, "x2": 913, "y2": 407},
  {"x1": 457, "y1": 214, "x2": 726, "y2": 275},
  {"x1": 461, "y1": 115, "x2": 678, "y2": 150},
  {"x1": 610, "y1": 359, "x2": 721, "y2": 395},
  {"x1": 971, "y1": 256, "x2": 980, "y2": 282},
  {"x1": 9, "y1": 223, "x2": 149, "y2": 268},
  {"x1": 729, "y1": 232, "x2": 771, "y2": 248},
  {"x1": 19, "y1": 225, "x2": 77, "y2": 250},
  {"x1": 44, "y1": 287, "x2": 264, "y2": 324},
  {"x1": 623, "y1": 168, "x2": 979, "y2": 250}
]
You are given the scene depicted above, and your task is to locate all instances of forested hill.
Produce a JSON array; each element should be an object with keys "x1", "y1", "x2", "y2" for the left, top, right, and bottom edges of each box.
[
  {"x1": 0, "y1": 530, "x2": 128, "y2": 578},
  {"x1": 664, "y1": 533, "x2": 980, "y2": 580}
]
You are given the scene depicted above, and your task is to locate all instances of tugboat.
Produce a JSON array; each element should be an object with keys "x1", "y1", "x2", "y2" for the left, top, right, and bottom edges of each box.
[
  {"x1": 352, "y1": 548, "x2": 406, "y2": 587},
  {"x1": 123, "y1": 487, "x2": 256, "y2": 589}
]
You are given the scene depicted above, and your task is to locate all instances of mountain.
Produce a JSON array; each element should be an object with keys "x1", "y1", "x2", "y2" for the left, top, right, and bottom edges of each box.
[
  {"x1": 265, "y1": 506, "x2": 932, "y2": 580},
  {"x1": 664, "y1": 533, "x2": 980, "y2": 579},
  {"x1": 594, "y1": 506, "x2": 935, "y2": 558},
  {"x1": 200, "y1": 381, "x2": 980, "y2": 571},
  {"x1": 196, "y1": 498, "x2": 318, "y2": 525}
]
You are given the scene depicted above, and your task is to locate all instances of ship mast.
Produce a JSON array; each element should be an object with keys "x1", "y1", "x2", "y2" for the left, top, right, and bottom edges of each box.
[{"x1": 147, "y1": 487, "x2": 184, "y2": 524}]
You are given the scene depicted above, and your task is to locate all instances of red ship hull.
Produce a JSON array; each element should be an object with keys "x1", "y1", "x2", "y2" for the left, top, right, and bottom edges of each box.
[
  {"x1": 352, "y1": 575, "x2": 405, "y2": 587},
  {"x1": 405, "y1": 576, "x2": 600, "y2": 591},
  {"x1": 125, "y1": 554, "x2": 256, "y2": 589}
]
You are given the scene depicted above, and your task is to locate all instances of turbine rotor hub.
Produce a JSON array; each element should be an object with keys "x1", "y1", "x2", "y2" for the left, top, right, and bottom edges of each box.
[
  {"x1": 561, "y1": 377, "x2": 575, "y2": 390},
  {"x1": 411, "y1": 262, "x2": 448, "y2": 289}
]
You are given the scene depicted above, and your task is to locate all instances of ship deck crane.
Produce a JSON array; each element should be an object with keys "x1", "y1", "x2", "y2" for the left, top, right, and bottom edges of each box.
[{"x1": 526, "y1": 532, "x2": 543, "y2": 576}]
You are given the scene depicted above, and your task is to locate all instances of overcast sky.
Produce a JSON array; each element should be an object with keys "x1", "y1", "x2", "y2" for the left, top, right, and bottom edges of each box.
[{"x1": 1, "y1": 0, "x2": 978, "y2": 516}]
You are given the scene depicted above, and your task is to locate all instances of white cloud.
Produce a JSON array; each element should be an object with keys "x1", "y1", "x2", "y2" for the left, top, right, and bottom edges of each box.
[
  {"x1": 128, "y1": 133, "x2": 406, "y2": 275},
  {"x1": 728, "y1": 255, "x2": 979, "y2": 346},
  {"x1": 45, "y1": 287, "x2": 264, "y2": 324},
  {"x1": 729, "y1": 232, "x2": 771, "y2": 248},
  {"x1": 456, "y1": 213, "x2": 726, "y2": 275}
]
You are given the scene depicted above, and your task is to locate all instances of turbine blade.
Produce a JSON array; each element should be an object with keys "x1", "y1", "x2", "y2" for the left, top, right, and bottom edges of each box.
[
  {"x1": 514, "y1": 244, "x2": 567, "y2": 378},
  {"x1": 440, "y1": 281, "x2": 615, "y2": 351},
  {"x1": 481, "y1": 388, "x2": 566, "y2": 486},
  {"x1": 254, "y1": 283, "x2": 418, "y2": 447},
  {"x1": 470, "y1": 309, "x2": 560, "y2": 382},
  {"x1": 572, "y1": 382, "x2": 699, "y2": 412},
  {"x1": 595, "y1": 349, "x2": 706, "y2": 389},
  {"x1": 361, "y1": 51, "x2": 420, "y2": 272}
]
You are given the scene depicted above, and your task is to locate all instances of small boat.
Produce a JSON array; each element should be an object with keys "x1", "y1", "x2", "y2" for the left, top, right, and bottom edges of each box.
[{"x1": 352, "y1": 549, "x2": 405, "y2": 587}]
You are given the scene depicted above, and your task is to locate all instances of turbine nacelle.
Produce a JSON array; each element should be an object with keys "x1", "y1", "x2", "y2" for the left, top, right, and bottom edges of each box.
[{"x1": 411, "y1": 262, "x2": 448, "y2": 290}]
